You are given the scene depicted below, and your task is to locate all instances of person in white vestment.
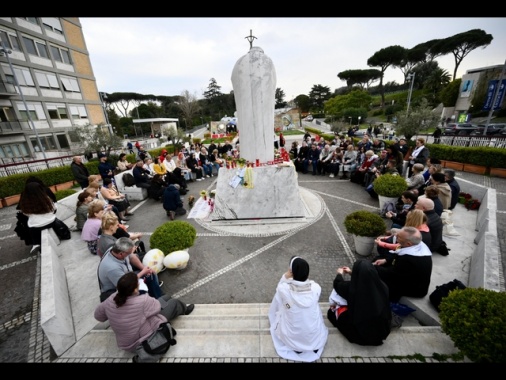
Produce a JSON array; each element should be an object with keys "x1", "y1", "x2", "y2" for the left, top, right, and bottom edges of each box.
[{"x1": 268, "y1": 256, "x2": 329, "y2": 362}]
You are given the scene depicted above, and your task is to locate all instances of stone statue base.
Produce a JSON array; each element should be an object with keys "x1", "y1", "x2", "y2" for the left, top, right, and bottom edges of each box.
[{"x1": 212, "y1": 165, "x2": 303, "y2": 221}]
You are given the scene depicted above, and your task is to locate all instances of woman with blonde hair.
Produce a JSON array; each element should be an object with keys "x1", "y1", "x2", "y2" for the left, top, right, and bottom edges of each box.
[
  {"x1": 81, "y1": 199, "x2": 106, "y2": 255},
  {"x1": 404, "y1": 209, "x2": 431, "y2": 248}
]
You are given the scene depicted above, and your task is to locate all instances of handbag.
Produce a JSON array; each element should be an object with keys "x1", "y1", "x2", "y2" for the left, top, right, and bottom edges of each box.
[
  {"x1": 53, "y1": 218, "x2": 71, "y2": 240},
  {"x1": 141, "y1": 322, "x2": 177, "y2": 355},
  {"x1": 429, "y1": 279, "x2": 466, "y2": 312}
]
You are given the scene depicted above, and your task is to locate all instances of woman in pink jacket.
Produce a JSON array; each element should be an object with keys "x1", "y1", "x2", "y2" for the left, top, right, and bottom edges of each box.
[{"x1": 94, "y1": 272, "x2": 194, "y2": 362}]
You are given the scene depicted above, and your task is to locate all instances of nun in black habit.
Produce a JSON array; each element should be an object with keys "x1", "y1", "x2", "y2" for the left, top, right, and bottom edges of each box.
[{"x1": 327, "y1": 260, "x2": 391, "y2": 346}]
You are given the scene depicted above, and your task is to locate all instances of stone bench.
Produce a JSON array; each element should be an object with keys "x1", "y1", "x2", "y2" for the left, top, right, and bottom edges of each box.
[{"x1": 114, "y1": 168, "x2": 148, "y2": 201}]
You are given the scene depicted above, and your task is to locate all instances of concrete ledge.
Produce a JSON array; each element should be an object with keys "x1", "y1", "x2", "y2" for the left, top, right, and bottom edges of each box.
[{"x1": 40, "y1": 230, "x2": 76, "y2": 356}]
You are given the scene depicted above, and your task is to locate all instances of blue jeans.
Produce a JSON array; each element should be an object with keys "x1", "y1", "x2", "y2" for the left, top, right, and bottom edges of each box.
[{"x1": 139, "y1": 272, "x2": 163, "y2": 298}]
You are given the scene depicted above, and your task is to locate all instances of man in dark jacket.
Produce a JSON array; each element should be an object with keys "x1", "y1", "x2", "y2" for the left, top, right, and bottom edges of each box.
[
  {"x1": 71, "y1": 156, "x2": 90, "y2": 189},
  {"x1": 132, "y1": 160, "x2": 152, "y2": 189},
  {"x1": 98, "y1": 153, "x2": 116, "y2": 182},
  {"x1": 162, "y1": 184, "x2": 186, "y2": 220},
  {"x1": 373, "y1": 226, "x2": 433, "y2": 302}
]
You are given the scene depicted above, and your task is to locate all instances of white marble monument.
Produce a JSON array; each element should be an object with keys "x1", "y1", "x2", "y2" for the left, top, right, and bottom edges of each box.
[{"x1": 212, "y1": 39, "x2": 303, "y2": 221}]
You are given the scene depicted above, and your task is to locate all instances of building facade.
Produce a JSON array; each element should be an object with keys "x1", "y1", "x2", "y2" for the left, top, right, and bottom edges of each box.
[{"x1": 0, "y1": 17, "x2": 106, "y2": 164}]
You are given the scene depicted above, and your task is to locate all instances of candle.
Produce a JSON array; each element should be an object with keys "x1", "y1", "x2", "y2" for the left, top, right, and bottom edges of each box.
[{"x1": 256, "y1": 159, "x2": 260, "y2": 167}]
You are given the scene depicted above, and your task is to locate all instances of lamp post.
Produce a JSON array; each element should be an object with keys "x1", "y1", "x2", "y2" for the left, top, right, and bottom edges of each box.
[
  {"x1": 99, "y1": 92, "x2": 113, "y2": 135},
  {"x1": 1, "y1": 42, "x2": 48, "y2": 161},
  {"x1": 348, "y1": 116, "x2": 352, "y2": 126},
  {"x1": 406, "y1": 72, "x2": 416, "y2": 115},
  {"x1": 358, "y1": 116, "x2": 362, "y2": 126}
]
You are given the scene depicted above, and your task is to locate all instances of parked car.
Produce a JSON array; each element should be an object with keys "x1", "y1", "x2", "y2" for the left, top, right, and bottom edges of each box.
[
  {"x1": 443, "y1": 123, "x2": 479, "y2": 136},
  {"x1": 470, "y1": 123, "x2": 506, "y2": 136},
  {"x1": 304, "y1": 115, "x2": 314, "y2": 121}
]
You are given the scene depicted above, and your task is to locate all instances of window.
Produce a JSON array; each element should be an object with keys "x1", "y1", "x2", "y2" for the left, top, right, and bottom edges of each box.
[
  {"x1": 56, "y1": 134, "x2": 70, "y2": 149},
  {"x1": 2, "y1": 64, "x2": 35, "y2": 87},
  {"x1": 21, "y1": 17, "x2": 38, "y2": 25},
  {"x1": 0, "y1": 29, "x2": 21, "y2": 51},
  {"x1": 61, "y1": 76, "x2": 80, "y2": 93},
  {"x1": 46, "y1": 103, "x2": 68, "y2": 120},
  {"x1": 0, "y1": 107, "x2": 16, "y2": 122},
  {"x1": 22, "y1": 36, "x2": 49, "y2": 58},
  {"x1": 31, "y1": 136, "x2": 56, "y2": 151},
  {"x1": 69, "y1": 105, "x2": 88, "y2": 119},
  {"x1": 50, "y1": 45, "x2": 71, "y2": 64},
  {"x1": 0, "y1": 142, "x2": 29, "y2": 158},
  {"x1": 17, "y1": 101, "x2": 46, "y2": 121},
  {"x1": 41, "y1": 17, "x2": 63, "y2": 35},
  {"x1": 35, "y1": 71, "x2": 59, "y2": 89}
]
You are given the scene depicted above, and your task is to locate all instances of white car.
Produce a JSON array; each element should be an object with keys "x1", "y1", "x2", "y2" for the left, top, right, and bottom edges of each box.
[{"x1": 305, "y1": 115, "x2": 313, "y2": 121}]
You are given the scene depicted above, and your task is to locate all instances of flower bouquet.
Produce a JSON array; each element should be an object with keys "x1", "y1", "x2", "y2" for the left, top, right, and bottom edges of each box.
[
  {"x1": 464, "y1": 198, "x2": 481, "y2": 210},
  {"x1": 200, "y1": 190, "x2": 208, "y2": 200},
  {"x1": 209, "y1": 190, "x2": 216, "y2": 199}
]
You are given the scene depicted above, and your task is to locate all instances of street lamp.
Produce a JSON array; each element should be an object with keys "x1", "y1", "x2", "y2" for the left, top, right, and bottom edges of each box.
[
  {"x1": 0, "y1": 42, "x2": 48, "y2": 161},
  {"x1": 99, "y1": 92, "x2": 113, "y2": 135},
  {"x1": 358, "y1": 116, "x2": 362, "y2": 126},
  {"x1": 348, "y1": 116, "x2": 352, "y2": 126},
  {"x1": 406, "y1": 72, "x2": 416, "y2": 115}
]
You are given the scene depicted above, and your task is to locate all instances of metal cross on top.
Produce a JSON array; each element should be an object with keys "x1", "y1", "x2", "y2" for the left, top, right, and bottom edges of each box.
[{"x1": 245, "y1": 29, "x2": 257, "y2": 50}]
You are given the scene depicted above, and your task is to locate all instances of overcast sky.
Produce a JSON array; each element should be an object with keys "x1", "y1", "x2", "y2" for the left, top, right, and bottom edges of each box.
[{"x1": 80, "y1": 18, "x2": 506, "y2": 101}]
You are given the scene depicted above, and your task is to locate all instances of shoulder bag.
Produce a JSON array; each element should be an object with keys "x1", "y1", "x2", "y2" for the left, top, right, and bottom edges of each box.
[{"x1": 53, "y1": 218, "x2": 71, "y2": 240}]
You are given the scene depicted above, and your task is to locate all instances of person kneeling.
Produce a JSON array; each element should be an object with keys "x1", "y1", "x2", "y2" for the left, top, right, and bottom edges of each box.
[{"x1": 162, "y1": 184, "x2": 186, "y2": 220}]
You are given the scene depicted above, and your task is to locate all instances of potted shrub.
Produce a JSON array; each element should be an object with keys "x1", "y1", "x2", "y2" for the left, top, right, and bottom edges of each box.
[
  {"x1": 373, "y1": 173, "x2": 408, "y2": 210},
  {"x1": 149, "y1": 221, "x2": 197, "y2": 254},
  {"x1": 344, "y1": 210, "x2": 386, "y2": 256},
  {"x1": 150, "y1": 221, "x2": 197, "y2": 270},
  {"x1": 439, "y1": 287, "x2": 506, "y2": 363}
]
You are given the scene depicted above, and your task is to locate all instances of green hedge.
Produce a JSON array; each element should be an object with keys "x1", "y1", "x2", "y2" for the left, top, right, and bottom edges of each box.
[
  {"x1": 426, "y1": 144, "x2": 506, "y2": 168},
  {"x1": 0, "y1": 161, "x2": 99, "y2": 199}
]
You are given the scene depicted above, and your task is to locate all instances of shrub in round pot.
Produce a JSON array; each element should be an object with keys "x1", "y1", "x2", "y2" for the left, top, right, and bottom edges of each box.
[
  {"x1": 439, "y1": 287, "x2": 506, "y2": 363},
  {"x1": 344, "y1": 210, "x2": 387, "y2": 256},
  {"x1": 149, "y1": 221, "x2": 197, "y2": 254},
  {"x1": 373, "y1": 173, "x2": 408, "y2": 198},
  {"x1": 344, "y1": 210, "x2": 387, "y2": 237}
]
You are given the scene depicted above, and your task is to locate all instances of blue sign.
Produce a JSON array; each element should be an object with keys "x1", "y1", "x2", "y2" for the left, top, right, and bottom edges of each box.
[{"x1": 483, "y1": 79, "x2": 506, "y2": 111}]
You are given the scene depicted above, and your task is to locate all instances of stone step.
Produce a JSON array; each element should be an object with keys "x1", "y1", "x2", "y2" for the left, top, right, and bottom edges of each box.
[{"x1": 57, "y1": 303, "x2": 458, "y2": 362}]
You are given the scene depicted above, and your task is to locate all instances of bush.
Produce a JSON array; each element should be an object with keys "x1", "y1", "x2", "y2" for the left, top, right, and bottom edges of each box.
[
  {"x1": 373, "y1": 173, "x2": 408, "y2": 198},
  {"x1": 149, "y1": 221, "x2": 197, "y2": 254},
  {"x1": 344, "y1": 210, "x2": 386, "y2": 237},
  {"x1": 55, "y1": 189, "x2": 77, "y2": 201},
  {"x1": 439, "y1": 287, "x2": 506, "y2": 363}
]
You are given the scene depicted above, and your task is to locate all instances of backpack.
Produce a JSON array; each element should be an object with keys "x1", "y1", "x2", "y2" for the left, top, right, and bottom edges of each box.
[
  {"x1": 429, "y1": 279, "x2": 466, "y2": 312},
  {"x1": 380, "y1": 201, "x2": 397, "y2": 218},
  {"x1": 122, "y1": 172, "x2": 136, "y2": 187}
]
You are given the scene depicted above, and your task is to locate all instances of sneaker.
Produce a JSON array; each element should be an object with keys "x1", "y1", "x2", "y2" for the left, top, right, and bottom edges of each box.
[
  {"x1": 206, "y1": 175, "x2": 210, "y2": 178},
  {"x1": 329, "y1": 174, "x2": 335, "y2": 178},
  {"x1": 168, "y1": 211, "x2": 175, "y2": 220},
  {"x1": 159, "y1": 281, "x2": 164, "y2": 287},
  {"x1": 196, "y1": 178, "x2": 203, "y2": 181},
  {"x1": 184, "y1": 304, "x2": 195, "y2": 315}
]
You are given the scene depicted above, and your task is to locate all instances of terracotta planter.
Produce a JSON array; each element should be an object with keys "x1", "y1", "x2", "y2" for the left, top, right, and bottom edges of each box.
[
  {"x1": 2, "y1": 194, "x2": 21, "y2": 207},
  {"x1": 442, "y1": 161, "x2": 464, "y2": 171},
  {"x1": 490, "y1": 167, "x2": 506, "y2": 178},
  {"x1": 463, "y1": 164, "x2": 487, "y2": 175}
]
